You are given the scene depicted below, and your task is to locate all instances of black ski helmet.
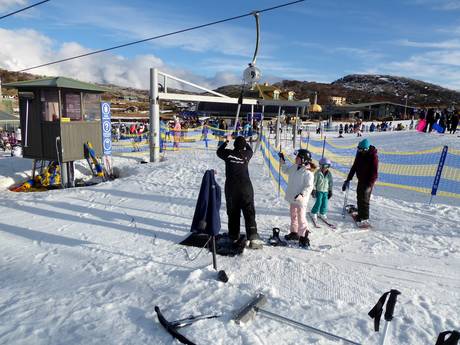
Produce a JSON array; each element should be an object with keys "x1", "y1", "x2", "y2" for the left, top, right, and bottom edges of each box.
[
  {"x1": 234, "y1": 136, "x2": 246, "y2": 150},
  {"x1": 296, "y1": 149, "x2": 312, "y2": 165}
]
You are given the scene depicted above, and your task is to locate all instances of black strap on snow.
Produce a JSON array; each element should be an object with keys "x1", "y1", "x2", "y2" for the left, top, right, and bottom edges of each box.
[
  {"x1": 155, "y1": 306, "x2": 196, "y2": 345},
  {"x1": 435, "y1": 331, "x2": 460, "y2": 345},
  {"x1": 368, "y1": 289, "x2": 401, "y2": 332}
]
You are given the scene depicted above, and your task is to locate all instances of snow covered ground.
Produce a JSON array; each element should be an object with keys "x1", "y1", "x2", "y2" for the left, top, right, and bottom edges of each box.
[{"x1": 0, "y1": 131, "x2": 459, "y2": 345}]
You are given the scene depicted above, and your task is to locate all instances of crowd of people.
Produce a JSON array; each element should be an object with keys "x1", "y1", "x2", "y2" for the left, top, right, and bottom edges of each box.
[
  {"x1": 0, "y1": 128, "x2": 21, "y2": 152},
  {"x1": 415, "y1": 107, "x2": 459, "y2": 134}
]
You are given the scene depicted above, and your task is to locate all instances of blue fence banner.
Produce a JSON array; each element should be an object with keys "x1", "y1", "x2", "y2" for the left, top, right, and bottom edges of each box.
[
  {"x1": 101, "y1": 102, "x2": 112, "y2": 155},
  {"x1": 431, "y1": 145, "x2": 448, "y2": 197}
]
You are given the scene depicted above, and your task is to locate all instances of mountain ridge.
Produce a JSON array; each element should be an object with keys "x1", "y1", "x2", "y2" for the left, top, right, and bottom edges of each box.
[{"x1": 2, "y1": 69, "x2": 459, "y2": 108}]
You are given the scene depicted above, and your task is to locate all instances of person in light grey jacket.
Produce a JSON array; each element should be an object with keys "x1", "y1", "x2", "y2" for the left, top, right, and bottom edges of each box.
[{"x1": 279, "y1": 149, "x2": 315, "y2": 247}]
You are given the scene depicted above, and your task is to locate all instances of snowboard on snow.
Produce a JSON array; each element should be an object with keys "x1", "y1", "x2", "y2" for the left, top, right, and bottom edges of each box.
[
  {"x1": 215, "y1": 233, "x2": 247, "y2": 256},
  {"x1": 344, "y1": 205, "x2": 372, "y2": 229}
]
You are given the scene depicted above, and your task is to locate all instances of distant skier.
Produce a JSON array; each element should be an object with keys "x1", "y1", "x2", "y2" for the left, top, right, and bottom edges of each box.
[
  {"x1": 217, "y1": 119, "x2": 228, "y2": 147},
  {"x1": 450, "y1": 112, "x2": 459, "y2": 134},
  {"x1": 310, "y1": 157, "x2": 333, "y2": 222},
  {"x1": 217, "y1": 135, "x2": 263, "y2": 249},
  {"x1": 342, "y1": 139, "x2": 379, "y2": 227},
  {"x1": 279, "y1": 149, "x2": 315, "y2": 248}
]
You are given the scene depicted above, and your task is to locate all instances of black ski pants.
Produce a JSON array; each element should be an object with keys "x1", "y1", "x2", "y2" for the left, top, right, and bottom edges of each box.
[
  {"x1": 225, "y1": 182, "x2": 258, "y2": 241},
  {"x1": 357, "y1": 182, "x2": 373, "y2": 221}
]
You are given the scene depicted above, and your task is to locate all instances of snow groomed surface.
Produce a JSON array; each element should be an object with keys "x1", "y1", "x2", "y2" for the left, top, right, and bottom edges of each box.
[{"x1": 0, "y1": 131, "x2": 459, "y2": 344}]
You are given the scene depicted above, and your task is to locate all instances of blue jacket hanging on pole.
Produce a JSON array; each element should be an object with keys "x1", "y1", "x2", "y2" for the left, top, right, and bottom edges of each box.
[{"x1": 191, "y1": 169, "x2": 221, "y2": 236}]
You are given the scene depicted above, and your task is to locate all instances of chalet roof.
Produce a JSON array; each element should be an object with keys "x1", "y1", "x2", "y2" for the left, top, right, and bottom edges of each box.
[
  {"x1": 256, "y1": 83, "x2": 294, "y2": 101},
  {"x1": 3, "y1": 76, "x2": 108, "y2": 93},
  {"x1": 342, "y1": 101, "x2": 415, "y2": 109}
]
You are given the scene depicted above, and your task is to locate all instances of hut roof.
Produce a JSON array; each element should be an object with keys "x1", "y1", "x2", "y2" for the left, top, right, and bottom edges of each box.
[{"x1": 3, "y1": 76, "x2": 108, "y2": 93}]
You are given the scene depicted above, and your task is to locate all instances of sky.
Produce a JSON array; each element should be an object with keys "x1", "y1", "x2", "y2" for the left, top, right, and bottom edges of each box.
[{"x1": 1, "y1": 0, "x2": 460, "y2": 91}]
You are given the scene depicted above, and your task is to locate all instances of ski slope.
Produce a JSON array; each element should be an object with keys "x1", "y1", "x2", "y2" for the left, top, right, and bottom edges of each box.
[{"x1": 0, "y1": 131, "x2": 459, "y2": 345}]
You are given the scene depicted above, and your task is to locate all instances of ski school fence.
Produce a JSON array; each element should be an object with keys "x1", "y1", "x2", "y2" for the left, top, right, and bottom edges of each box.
[
  {"x1": 260, "y1": 132, "x2": 460, "y2": 201},
  {"x1": 111, "y1": 125, "x2": 236, "y2": 156}
]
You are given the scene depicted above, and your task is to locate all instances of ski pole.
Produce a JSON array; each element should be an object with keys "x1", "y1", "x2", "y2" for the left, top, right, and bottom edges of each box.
[
  {"x1": 342, "y1": 183, "x2": 349, "y2": 218},
  {"x1": 278, "y1": 141, "x2": 282, "y2": 198},
  {"x1": 378, "y1": 290, "x2": 401, "y2": 345},
  {"x1": 368, "y1": 290, "x2": 401, "y2": 345}
]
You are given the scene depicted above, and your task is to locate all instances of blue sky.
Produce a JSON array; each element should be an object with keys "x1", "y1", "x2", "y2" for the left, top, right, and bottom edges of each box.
[{"x1": 1, "y1": 0, "x2": 460, "y2": 90}]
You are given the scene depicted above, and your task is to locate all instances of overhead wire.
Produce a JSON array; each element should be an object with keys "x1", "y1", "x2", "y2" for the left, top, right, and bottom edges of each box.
[
  {"x1": 16, "y1": 0, "x2": 305, "y2": 72},
  {"x1": 0, "y1": 0, "x2": 50, "y2": 20}
]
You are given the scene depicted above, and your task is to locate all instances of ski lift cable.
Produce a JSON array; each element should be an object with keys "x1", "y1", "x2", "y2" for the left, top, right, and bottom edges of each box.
[
  {"x1": 16, "y1": 0, "x2": 305, "y2": 72},
  {"x1": 0, "y1": 0, "x2": 50, "y2": 20}
]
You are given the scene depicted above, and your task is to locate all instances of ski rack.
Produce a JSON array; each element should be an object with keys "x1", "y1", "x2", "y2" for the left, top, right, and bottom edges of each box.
[{"x1": 155, "y1": 306, "x2": 220, "y2": 345}]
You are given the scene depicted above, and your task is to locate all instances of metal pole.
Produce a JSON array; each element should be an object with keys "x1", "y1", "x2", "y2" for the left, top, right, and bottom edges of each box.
[
  {"x1": 378, "y1": 320, "x2": 390, "y2": 345},
  {"x1": 306, "y1": 131, "x2": 310, "y2": 150},
  {"x1": 293, "y1": 108, "x2": 298, "y2": 149},
  {"x1": 251, "y1": 104, "x2": 254, "y2": 130},
  {"x1": 322, "y1": 136, "x2": 326, "y2": 158},
  {"x1": 342, "y1": 184, "x2": 349, "y2": 218},
  {"x1": 404, "y1": 96, "x2": 408, "y2": 119},
  {"x1": 149, "y1": 68, "x2": 160, "y2": 162},
  {"x1": 211, "y1": 236, "x2": 217, "y2": 270},
  {"x1": 258, "y1": 308, "x2": 361, "y2": 345},
  {"x1": 24, "y1": 99, "x2": 29, "y2": 148},
  {"x1": 278, "y1": 140, "x2": 282, "y2": 197},
  {"x1": 275, "y1": 106, "x2": 281, "y2": 148}
]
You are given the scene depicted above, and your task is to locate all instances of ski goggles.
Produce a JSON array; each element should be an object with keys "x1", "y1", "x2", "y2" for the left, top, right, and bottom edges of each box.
[{"x1": 320, "y1": 164, "x2": 331, "y2": 169}]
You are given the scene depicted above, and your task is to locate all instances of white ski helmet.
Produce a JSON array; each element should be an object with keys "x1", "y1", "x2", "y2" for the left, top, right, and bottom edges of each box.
[{"x1": 319, "y1": 157, "x2": 332, "y2": 167}]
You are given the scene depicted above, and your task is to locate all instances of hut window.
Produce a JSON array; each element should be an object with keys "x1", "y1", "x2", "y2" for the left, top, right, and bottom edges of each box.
[
  {"x1": 63, "y1": 92, "x2": 82, "y2": 121},
  {"x1": 41, "y1": 90, "x2": 60, "y2": 122},
  {"x1": 83, "y1": 93, "x2": 101, "y2": 121}
]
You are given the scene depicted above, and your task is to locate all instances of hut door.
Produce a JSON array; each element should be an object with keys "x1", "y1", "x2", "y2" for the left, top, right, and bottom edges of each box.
[{"x1": 19, "y1": 92, "x2": 42, "y2": 158}]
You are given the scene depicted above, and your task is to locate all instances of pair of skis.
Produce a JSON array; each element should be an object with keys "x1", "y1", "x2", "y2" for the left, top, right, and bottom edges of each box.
[{"x1": 309, "y1": 214, "x2": 337, "y2": 230}]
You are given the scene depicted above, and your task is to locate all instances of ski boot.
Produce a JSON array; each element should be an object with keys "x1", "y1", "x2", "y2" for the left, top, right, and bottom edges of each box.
[
  {"x1": 299, "y1": 235, "x2": 310, "y2": 249},
  {"x1": 268, "y1": 228, "x2": 287, "y2": 247},
  {"x1": 284, "y1": 232, "x2": 300, "y2": 241},
  {"x1": 248, "y1": 234, "x2": 264, "y2": 250}
]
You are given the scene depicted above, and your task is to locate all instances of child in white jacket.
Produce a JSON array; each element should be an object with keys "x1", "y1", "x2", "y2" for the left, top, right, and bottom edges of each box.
[{"x1": 279, "y1": 149, "x2": 315, "y2": 247}]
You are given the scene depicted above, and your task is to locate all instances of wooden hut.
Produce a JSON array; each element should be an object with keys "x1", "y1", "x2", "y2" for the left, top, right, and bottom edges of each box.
[{"x1": 4, "y1": 77, "x2": 107, "y2": 186}]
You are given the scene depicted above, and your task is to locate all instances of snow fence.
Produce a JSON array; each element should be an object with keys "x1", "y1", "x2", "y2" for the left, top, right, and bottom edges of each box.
[
  {"x1": 260, "y1": 133, "x2": 460, "y2": 201},
  {"x1": 111, "y1": 125, "x2": 235, "y2": 155}
]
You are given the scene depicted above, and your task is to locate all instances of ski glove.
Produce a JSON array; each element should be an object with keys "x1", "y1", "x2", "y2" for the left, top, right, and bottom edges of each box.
[
  {"x1": 342, "y1": 180, "x2": 350, "y2": 192},
  {"x1": 328, "y1": 190, "x2": 332, "y2": 199},
  {"x1": 311, "y1": 190, "x2": 316, "y2": 198}
]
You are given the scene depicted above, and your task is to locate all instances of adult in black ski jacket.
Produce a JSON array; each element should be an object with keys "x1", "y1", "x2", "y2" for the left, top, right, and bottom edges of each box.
[
  {"x1": 342, "y1": 138, "x2": 379, "y2": 223},
  {"x1": 217, "y1": 136, "x2": 260, "y2": 245}
]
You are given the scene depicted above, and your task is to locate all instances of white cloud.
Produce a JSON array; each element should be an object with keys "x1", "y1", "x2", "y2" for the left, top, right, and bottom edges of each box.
[
  {"x1": 436, "y1": 0, "x2": 460, "y2": 10},
  {"x1": 47, "y1": 1, "x2": 258, "y2": 57},
  {"x1": 410, "y1": 0, "x2": 460, "y2": 10},
  {"x1": 396, "y1": 39, "x2": 460, "y2": 49},
  {"x1": 378, "y1": 50, "x2": 460, "y2": 90},
  {"x1": 0, "y1": 0, "x2": 27, "y2": 12},
  {"x1": 333, "y1": 47, "x2": 385, "y2": 60},
  {"x1": 0, "y1": 28, "x2": 241, "y2": 90}
]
